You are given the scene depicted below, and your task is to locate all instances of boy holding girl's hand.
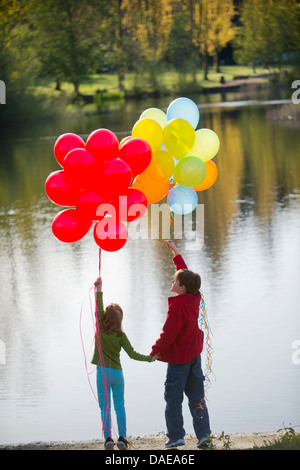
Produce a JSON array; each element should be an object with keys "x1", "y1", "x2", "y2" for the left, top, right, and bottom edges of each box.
[{"x1": 150, "y1": 241, "x2": 211, "y2": 449}]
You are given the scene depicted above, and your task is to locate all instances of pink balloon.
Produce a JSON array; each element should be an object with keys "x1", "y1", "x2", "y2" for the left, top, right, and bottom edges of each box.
[
  {"x1": 94, "y1": 219, "x2": 128, "y2": 252},
  {"x1": 52, "y1": 208, "x2": 92, "y2": 243},
  {"x1": 86, "y1": 128, "x2": 119, "y2": 164},
  {"x1": 77, "y1": 189, "x2": 108, "y2": 221},
  {"x1": 118, "y1": 138, "x2": 152, "y2": 177},
  {"x1": 98, "y1": 158, "x2": 133, "y2": 197},
  {"x1": 45, "y1": 170, "x2": 81, "y2": 207},
  {"x1": 63, "y1": 148, "x2": 96, "y2": 190},
  {"x1": 54, "y1": 133, "x2": 85, "y2": 167},
  {"x1": 111, "y1": 188, "x2": 148, "y2": 222}
]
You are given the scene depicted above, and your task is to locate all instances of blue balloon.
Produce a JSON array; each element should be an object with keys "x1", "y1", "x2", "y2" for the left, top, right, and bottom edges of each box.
[
  {"x1": 167, "y1": 185, "x2": 198, "y2": 215},
  {"x1": 167, "y1": 97, "x2": 200, "y2": 129}
]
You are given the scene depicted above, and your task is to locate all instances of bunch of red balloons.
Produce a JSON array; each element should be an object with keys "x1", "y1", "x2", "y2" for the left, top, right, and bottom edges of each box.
[{"x1": 45, "y1": 129, "x2": 151, "y2": 251}]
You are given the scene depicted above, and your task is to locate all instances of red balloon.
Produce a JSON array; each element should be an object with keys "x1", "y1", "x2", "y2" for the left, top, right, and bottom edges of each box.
[
  {"x1": 111, "y1": 188, "x2": 148, "y2": 222},
  {"x1": 52, "y1": 208, "x2": 92, "y2": 243},
  {"x1": 118, "y1": 137, "x2": 152, "y2": 177},
  {"x1": 77, "y1": 189, "x2": 109, "y2": 221},
  {"x1": 86, "y1": 128, "x2": 119, "y2": 164},
  {"x1": 45, "y1": 170, "x2": 81, "y2": 207},
  {"x1": 98, "y1": 158, "x2": 133, "y2": 197},
  {"x1": 94, "y1": 219, "x2": 128, "y2": 252},
  {"x1": 63, "y1": 148, "x2": 96, "y2": 190},
  {"x1": 54, "y1": 133, "x2": 85, "y2": 167}
]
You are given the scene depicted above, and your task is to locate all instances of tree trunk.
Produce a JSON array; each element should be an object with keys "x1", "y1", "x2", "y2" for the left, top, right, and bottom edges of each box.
[
  {"x1": 73, "y1": 81, "x2": 79, "y2": 96},
  {"x1": 55, "y1": 77, "x2": 61, "y2": 91},
  {"x1": 117, "y1": 66, "x2": 125, "y2": 93},
  {"x1": 203, "y1": 52, "x2": 209, "y2": 80},
  {"x1": 213, "y1": 51, "x2": 220, "y2": 73}
]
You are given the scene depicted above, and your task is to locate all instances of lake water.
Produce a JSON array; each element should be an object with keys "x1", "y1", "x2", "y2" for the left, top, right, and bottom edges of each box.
[{"x1": 0, "y1": 93, "x2": 300, "y2": 445}]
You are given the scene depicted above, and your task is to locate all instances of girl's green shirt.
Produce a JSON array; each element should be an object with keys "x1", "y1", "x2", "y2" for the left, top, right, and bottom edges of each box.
[{"x1": 91, "y1": 292, "x2": 152, "y2": 370}]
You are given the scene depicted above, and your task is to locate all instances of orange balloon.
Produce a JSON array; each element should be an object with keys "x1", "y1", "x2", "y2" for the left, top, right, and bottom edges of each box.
[
  {"x1": 132, "y1": 173, "x2": 170, "y2": 203},
  {"x1": 143, "y1": 149, "x2": 175, "y2": 181},
  {"x1": 119, "y1": 136, "x2": 133, "y2": 148},
  {"x1": 193, "y1": 160, "x2": 218, "y2": 191}
]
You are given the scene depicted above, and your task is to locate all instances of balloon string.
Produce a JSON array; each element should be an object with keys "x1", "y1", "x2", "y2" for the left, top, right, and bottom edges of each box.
[
  {"x1": 79, "y1": 287, "x2": 99, "y2": 402},
  {"x1": 168, "y1": 178, "x2": 176, "y2": 242},
  {"x1": 169, "y1": 209, "x2": 174, "y2": 242},
  {"x1": 99, "y1": 248, "x2": 102, "y2": 277},
  {"x1": 199, "y1": 289, "x2": 216, "y2": 389}
]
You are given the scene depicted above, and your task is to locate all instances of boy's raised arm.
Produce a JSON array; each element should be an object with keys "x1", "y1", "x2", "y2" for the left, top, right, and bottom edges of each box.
[{"x1": 164, "y1": 240, "x2": 188, "y2": 270}]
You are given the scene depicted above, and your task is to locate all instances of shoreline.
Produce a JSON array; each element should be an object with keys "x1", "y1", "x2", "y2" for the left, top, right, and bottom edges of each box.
[{"x1": 0, "y1": 431, "x2": 283, "y2": 450}]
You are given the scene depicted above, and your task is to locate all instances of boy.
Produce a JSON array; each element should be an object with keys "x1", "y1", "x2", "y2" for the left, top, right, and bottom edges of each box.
[{"x1": 150, "y1": 240, "x2": 211, "y2": 449}]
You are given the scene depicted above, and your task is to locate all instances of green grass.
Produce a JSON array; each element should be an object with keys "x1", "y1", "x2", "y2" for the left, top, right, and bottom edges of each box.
[
  {"x1": 21, "y1": 64, "x2": 275, "y2": 121},
  {"x1": 208, "y1": 427, "x2": 300, "y2": 450},
  {"x1": 32, "y1": 65, "x2": 272, "y2": 98},
  {"x1": 253, "y1": 428, "x2": 300, "y2": 451}
]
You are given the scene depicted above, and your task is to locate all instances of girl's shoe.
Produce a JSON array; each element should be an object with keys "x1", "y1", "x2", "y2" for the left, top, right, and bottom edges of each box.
[
  {"x1": 104, "y1": 437, "x2": 114, "y2": 450},
  {"x1": 117, "y1": 436, "x2": 129, "y2": 449}
]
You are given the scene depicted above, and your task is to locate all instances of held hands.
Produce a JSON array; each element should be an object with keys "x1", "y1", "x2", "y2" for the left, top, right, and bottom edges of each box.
[
  {"x1": 151, "y1": 353, "x2": 160, "y2": 362},
  {"x1": 164, "y1": 240, "x2": 179, "y2": 257}
]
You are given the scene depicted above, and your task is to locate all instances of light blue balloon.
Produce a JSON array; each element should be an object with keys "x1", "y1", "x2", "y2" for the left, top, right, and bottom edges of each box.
[
  {"x1": 167, "y1": 185, "x2": 198, "y2": 215},
  {"x1": 167, "y1": 97, "x2": 200, "y2": 129}
]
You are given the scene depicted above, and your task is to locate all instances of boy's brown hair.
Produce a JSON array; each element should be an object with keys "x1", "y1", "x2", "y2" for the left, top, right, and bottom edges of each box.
[
  {"x1": 101, "y1": 303, "x2": 123, "y2": 336},
  {"x1": 176, "y1": 269, "x2": 201, "y2": 295}
]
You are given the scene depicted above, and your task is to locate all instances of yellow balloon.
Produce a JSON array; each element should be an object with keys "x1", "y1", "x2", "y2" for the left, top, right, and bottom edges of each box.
[
  {"x1": 144, "y1": 149, "x2": 175, "y2": 181},
  {"x1": 187, "y1": 128, "x2": 220, "y2": 162},
  {"x1": 162, "y1": 118, "x2": 195, "y2": 160},
  {"x1": 132, "y1": 118, "x2": 163, "y2": 151},
  {"x1": 139, "y1": 108, "x2": 167, "y2": 129}
]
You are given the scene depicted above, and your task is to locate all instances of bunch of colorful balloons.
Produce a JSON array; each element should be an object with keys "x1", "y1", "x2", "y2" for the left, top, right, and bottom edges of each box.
[
  {"x1": 131, "y1": 97, "x2": 219, "y2": 215},
  {"x1": 45, "y1": 129, "x2": 151, "y2": 252},
  {"x1": 45, "y1": 97, "x2": 219, "y2": 252}
]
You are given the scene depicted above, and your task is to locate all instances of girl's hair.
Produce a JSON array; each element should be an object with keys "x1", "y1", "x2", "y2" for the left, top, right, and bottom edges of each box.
[
  {"x1": 101, "y1": 303, "x2": 123, "y2": 336},
  {"x1": 176, "y1": 269, "x2": 201, "y2": 294}
]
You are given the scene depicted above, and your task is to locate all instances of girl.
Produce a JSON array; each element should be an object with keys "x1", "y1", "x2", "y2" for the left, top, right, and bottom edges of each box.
[{"x1": 91, "y1": 277, "x2": 158, "y2": 450}]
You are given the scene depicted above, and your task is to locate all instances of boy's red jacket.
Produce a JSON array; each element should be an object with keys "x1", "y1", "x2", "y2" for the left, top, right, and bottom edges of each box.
[{"x1": 150, "y1": 254, "x2": 204, "y2": 364}]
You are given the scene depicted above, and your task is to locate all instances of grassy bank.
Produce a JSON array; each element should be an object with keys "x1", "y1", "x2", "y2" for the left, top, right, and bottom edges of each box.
[
  {"x1": 3, "y1": 65, "x2": 286, "y2": 124},
  {"x1": 29, "y1": 65, "x2": 273, "y2": 114}
]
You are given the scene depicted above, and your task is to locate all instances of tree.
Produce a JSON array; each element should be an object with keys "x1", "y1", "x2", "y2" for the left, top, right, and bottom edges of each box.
[
  {"x1": 0, "y1": 0, "x2": 44, "y2": 122},
  {"x1": 32, "y1": 0, "x2": 102, "y2": 95},
  {"x1": 234, "y1": 0, "x2": 300, "y2": 72},
  {"x1": 190, "y1": 0, "x2": 236, "y2": 79},
  {"x1": 164, "y1": 10, "x2": 198, "y2": 85},
  {"x1": 130, "y1": 0, "x2": 173, "y2": 90}
]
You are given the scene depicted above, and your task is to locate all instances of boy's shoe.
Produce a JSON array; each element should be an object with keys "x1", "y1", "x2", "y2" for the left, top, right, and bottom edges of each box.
[
  {"x1": 117, "y1": 436, "x2": 129, "y2": 450},
  {"x1": 104, "y1": 437, "x2": 114, "y2": 450},
  {"x1": 165, "y1": 438, "x2": 185, "y2": 448},
  {"x1": 197, "y1": 437, "x2": 211, "y2": 449}
]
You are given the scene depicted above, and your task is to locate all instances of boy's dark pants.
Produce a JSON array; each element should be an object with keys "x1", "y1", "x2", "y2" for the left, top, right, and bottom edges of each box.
[{"x1": 164, "y1": 355, "x2": 211, "y2": 441}]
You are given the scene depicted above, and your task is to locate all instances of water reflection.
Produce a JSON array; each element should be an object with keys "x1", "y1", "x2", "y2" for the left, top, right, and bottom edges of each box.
[{"x1": 0, "y1": 99, "x2": 300, "y2": 444}]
